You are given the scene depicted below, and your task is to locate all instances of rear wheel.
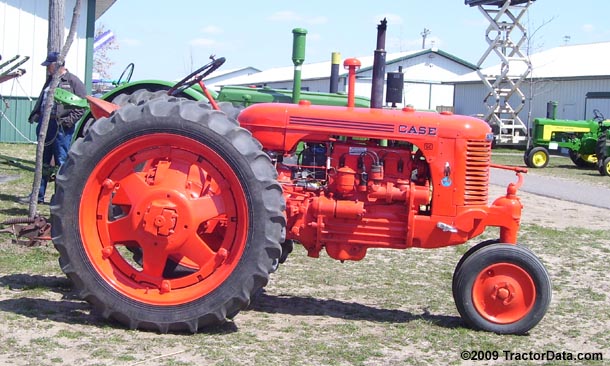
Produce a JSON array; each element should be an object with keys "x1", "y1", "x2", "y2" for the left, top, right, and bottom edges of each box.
[
  {"x1": 51, "y1": 96, "x2": 285, "y2": 332},
  {"x1": 569, "y1": 150, "x2": 596, "y2": 168},
  {"x1": 77, "y1": 89, "x2": 174, "y2": 139},
  {"x1": 524, "y1": 147, "x2": 549, "y2": 168},
  {"x1": 453, "y1": 244, "x2": 551, "y2": 334},
  {"x1": 600, "y1": 157, "x2": 610, "y2": 176}
]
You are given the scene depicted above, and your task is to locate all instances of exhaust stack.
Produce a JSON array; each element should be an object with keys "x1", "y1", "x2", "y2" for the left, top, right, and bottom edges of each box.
[{"x1": 371, "y1": 19, "x2": 387, "y2": 109}]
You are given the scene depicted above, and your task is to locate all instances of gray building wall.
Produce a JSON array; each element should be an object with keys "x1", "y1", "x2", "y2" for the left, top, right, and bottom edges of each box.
[
  {"x1": 453, "y1": 77, "x2": 610, "y2": 126},
  {"x1": 356, "y1": 53, "x2": 475, "y2": 110}
]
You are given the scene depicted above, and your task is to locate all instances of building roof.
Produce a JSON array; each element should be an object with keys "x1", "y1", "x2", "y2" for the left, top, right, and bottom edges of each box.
[
  {"x1": 218, "y1": 48, "x2": 476, "y2": 87},
  {"x1": 450, "y1": 41, "x2": 610, "y2": 83},
  {"x1": 95, "y1": 0, "x2": 117, "y2": 19}
]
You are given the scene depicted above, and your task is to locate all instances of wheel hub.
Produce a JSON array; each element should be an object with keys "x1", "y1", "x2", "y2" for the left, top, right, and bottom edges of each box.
[
  {"x1": 472, "y1": 262, "x2": 536, "y2": 324},
  {"x1": 143, "y1": 201, "x2": 178, "y2": 237},
  {"x1": 491, "y1": 282, "x2": 515, "y2": 305},
  {"x1": 135, "y1": 189, "x2": 195, "y2": 251}
]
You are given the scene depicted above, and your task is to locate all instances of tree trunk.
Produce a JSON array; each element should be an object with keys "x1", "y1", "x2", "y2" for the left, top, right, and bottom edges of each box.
[{"x1": 29, "y1": 0, "x2": 83, "y2": 217}]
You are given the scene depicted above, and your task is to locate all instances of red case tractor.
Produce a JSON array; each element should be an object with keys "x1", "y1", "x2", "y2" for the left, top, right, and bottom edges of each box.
[{"x1": 50, "y1": 55, "x2": 551, "y2": 335}]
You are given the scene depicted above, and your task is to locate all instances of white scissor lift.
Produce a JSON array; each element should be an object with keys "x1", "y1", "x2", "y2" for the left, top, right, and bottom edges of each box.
[{"x1": 466, "y1": 0, "x2": 535, "y2": 146}]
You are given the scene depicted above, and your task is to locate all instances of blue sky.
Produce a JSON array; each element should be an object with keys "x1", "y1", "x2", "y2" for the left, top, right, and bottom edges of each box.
[{"x1": 97, "y1": 0, "x2": 610, "y2": 81}]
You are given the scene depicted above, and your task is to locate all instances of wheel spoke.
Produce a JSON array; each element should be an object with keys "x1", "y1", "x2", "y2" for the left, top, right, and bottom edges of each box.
[
  {"x1": 106, "y1": 215, "x2": 139, "y2": 243},
  {"x1": 111, "y1": 172, "x2": 150, "y2": 206},
  {"x1": 186, "y1": 163, "x2": 206, "y2": 196},
  {"x1": 177, "y1": 236, "x2": 218, "y2": 276},
  {"x1": 141, "y1": 246, "x2": 169, "y2": 278},
  {"x1": 191, "y1": 194, "x2": 227, "y2": 223}
]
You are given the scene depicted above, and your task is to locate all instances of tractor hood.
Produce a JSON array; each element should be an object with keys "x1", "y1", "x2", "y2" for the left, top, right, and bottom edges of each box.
[{"x1": 238, "y1": 102, "x2": 492, "y2": 153}]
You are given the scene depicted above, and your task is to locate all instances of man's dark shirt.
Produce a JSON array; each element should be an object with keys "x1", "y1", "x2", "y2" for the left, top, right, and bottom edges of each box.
[{"x1": 28, "y1": 71, "x2": 87, "y2": 128}]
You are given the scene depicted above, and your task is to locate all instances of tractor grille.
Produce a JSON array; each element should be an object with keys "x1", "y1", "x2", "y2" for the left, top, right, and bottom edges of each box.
[{"x1": 464, "y1": 140, "x2": 491, "y2": 206}]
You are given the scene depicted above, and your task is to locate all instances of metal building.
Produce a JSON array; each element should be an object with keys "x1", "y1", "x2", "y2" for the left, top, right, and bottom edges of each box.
[
  {"x1": 219, "y1": 48, "x2": 476, "y2": 112},
  {"x1": 450, "y1": 42, "x2": 610, "y2": 127},
  {"x1": 0, "y1": 0, "x2": 116, "y2": 143}
]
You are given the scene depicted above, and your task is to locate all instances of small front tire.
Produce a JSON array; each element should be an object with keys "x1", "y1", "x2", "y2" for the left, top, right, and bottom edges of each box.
[
  {"x1": 453, "y1": 244, "x2": 551, "y2": 334},
  {"x1": 524, "y1": 147, "x2": 549, "y2": 168}
]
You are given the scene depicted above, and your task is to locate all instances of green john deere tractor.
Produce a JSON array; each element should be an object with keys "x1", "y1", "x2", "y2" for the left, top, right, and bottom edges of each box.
[{"x1": 523, "y1": 109, "x2": 610, "y2": 169}]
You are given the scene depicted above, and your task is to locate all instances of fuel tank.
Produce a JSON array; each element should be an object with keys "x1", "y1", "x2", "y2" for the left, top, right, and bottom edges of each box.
[{"x1": 237, "y1": 102, "x2": 492, "y2": 154}]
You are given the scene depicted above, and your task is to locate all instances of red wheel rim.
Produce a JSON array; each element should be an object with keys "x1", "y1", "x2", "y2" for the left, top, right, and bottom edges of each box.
[
  {"x1": 471, "y1": 263, "x2": 536, "y2": 324},
  {"x1": 80, "y1": 133, "x2": 249, "y2": 306}
]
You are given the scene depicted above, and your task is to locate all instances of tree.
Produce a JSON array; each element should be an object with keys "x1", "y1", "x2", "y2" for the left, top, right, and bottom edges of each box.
[{"x1": 28, "y1": 0, "x2": 83, "y2": 217}]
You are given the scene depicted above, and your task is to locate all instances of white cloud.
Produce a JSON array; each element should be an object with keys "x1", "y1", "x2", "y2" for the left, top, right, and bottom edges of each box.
[
  {"x1": 190, "y1": 38, "x2": 217, "y2": 46},
  {"x1": 201, "y1": 25, "x2": 223, "y2": 34},
  {"x1": 582, "y1": 24, "x2": 595, "y2": 33}
]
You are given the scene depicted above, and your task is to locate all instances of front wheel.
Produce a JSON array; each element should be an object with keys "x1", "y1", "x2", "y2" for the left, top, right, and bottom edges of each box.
[
  {"x1": 524, "y1": 147, "x2": 549, "y2": 168},
  {"x1": 453, "y1": 244, "x2": 551, "y2": 334},
  {"x1": 51, "y1": 96, "x2": 285, "y2": 332}
]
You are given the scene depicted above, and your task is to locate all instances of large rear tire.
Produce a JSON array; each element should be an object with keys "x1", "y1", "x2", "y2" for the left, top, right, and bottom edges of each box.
[
  {"x1": 568, "y1": 150, "x2": 596, "y2": 168},
  {"x1": 51, "y1": 96, "x2": 285, "y2": 332},
  {"x1": 600, "y1": 157, "x2": 610, "y2": 176}
]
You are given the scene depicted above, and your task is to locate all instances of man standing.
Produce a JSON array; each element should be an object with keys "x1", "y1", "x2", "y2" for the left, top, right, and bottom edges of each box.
[{"x1": 26, "y1": 51, "x2": 86, "y2": 204}]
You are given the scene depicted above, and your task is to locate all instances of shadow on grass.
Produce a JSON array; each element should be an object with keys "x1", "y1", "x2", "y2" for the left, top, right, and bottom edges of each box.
[
  {"x1": 0, "y1": 273, "x2": 238, "y2": 334},
  {"x1": 249, "y1": 290, "x2": 462, "y2": 329},
  {"x1": 0, "y1": 193, "x2": 31, "y2": 213},
  {"x1": 0, "y1": 274, "x2": 103, "y2": 326},
  {"x1": 555, "y1": 164, "x2": 595, "y2": 171},
  {"x1": 0, "y1": 274, "x2": 461, "y2": 334},
  {"x1": 0, "y1": 154, "x2": 35, "y2": 172}
]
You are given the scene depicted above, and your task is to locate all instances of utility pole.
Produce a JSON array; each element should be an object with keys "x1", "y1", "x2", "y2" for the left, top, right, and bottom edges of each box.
[
  {"x1": 48, "y1": 0, "x2": 65, "y2": 52},
  {"x1": 421, "y1": 28, "x2": 430, "y2": 49}
]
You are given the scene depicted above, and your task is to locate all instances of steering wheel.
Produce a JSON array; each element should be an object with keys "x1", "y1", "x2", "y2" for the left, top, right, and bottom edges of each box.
[
  {"x1": 116, "y1": 63, "x2": 134, "y2": 85},
  {"x1": 167, "y1": 56, "x2": 226, "y2": 96},
  {"x1": 594, "y1": 109, "x2": 605, "y2": 122}
]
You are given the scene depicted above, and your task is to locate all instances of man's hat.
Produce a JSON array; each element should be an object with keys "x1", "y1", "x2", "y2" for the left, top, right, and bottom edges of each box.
[{"x1": 41, "y1": 51, "x2": 60, "y2": 66}]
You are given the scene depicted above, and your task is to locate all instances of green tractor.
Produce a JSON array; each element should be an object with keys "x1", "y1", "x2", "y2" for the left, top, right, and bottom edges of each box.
[
  {"x1": 523, "y1": 109, "x2": 610, "y2": 169},
  {"x1": 70, "y1": 29, "x2": 369, "y2": 141}
]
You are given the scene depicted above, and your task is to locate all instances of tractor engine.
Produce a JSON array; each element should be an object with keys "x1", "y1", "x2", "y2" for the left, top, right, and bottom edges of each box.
[
  {"x1": 238, "y1": 102, "x2": 519, "y2": 263},
  {"x1": 275, "y1": 139, "x2": 432, "y2": 261}
]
